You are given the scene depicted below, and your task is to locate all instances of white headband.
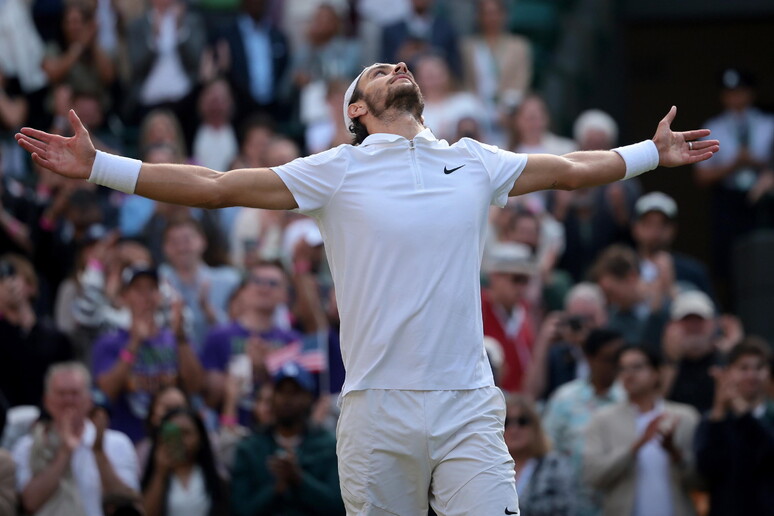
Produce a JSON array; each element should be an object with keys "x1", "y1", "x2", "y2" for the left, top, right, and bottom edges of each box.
[{"x1": 342, "y1": 68, "x2": 368, "y2": 134}]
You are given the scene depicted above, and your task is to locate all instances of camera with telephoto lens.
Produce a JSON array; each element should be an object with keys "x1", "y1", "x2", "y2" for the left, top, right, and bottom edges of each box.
[{"x1": 562, "y1": 315, "x2": 587, "y2": 333}]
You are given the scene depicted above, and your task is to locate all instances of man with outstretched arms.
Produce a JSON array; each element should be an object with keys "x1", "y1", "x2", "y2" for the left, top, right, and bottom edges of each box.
[{"x1": 16, "y1": 61, "x2": 718, "y2": 516}]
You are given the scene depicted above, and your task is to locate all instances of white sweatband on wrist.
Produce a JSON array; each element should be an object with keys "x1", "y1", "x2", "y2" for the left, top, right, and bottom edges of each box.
[
  {"x1": 88, "y1": 151, "x2": 142, "y2": 194},
  {"x1": 612, "y1": 140, "x2": 660, "y2": 180}
]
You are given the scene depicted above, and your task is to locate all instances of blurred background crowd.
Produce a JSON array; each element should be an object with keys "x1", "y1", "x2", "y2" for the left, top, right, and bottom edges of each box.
[{"x1": 0, "y1": 0, "x2": 773, "y2": 515}]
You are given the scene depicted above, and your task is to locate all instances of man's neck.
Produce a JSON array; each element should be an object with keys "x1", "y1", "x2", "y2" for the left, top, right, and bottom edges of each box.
[
  {"x1": 364, "y1": 112, "x2": 425, "y2": 142},
  {"x1": 275, "y1": 421, "x2": 304, "y2": 438},
  {"x1": 239, "y1": 309, "x2": 274, "y2": 333},
  {"x1": 590, "y1": 377, "x2": 613, "y2": 397},
  {"x1": 520, "y1": 132, "x2": 544, "y2": 147},
  {"x1": 637, "y1": 245, "x2": 659, "y2": 260},
  {"x1": 174, "y1": 261, "x2": 201, "y2": 282},
  {"x1": 495, "y1": 299, "x2": 516, "y2": 314},
  {"x1": 630, "y1": 392, "x2": 658, "y2": 413}
]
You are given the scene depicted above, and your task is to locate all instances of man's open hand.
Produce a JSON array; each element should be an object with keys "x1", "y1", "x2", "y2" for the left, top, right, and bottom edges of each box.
[
  {"x1": 15, "y1": 110, "x2": 96, "y2": 179},
  {"x1": 652, "y1": 106, "x2": 719, "y2": 167}
]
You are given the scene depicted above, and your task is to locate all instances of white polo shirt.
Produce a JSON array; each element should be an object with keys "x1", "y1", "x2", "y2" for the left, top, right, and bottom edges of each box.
[
  {"x1": 13, "y1": 421, "x2": 139, "y2": 516},
  {"x1": 273, "y1": 129, "x2": 527, "y2": 394}
]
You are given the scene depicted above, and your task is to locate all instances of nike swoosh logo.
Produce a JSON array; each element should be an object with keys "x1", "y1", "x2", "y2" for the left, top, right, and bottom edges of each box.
[
  {"x1": 444, "y1": 164, "x2": 465, "y2": 174},
  {"x1": 504, "y1": 508, "x2": 518, "y2": 515}
]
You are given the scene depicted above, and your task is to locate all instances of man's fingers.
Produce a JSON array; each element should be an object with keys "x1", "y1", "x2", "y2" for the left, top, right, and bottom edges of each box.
[
  {"x1": 685, "y1": 151, "x2": 717, "y2": 164},
  {"x1": 661, "y1": 105, "x2": 677, "y2": 126},
  {"x1": 688, "y1": 139, "x2": 719, "y2": 151},
  {"x1": 18, "y1": 126, "x2": 56, "y2": 144},
  {"x1": 69, "y1": 109, "x2": 88, "y2": 135},
  {"x1": 16, "y1": 135, "x2": 47, "y2": 156},
  {"x1": 31, "y1": 153, "x2": 54, "y2": 171},
  {"x1": 681, "y1": 129, "x2": 712, "y2": 141}
]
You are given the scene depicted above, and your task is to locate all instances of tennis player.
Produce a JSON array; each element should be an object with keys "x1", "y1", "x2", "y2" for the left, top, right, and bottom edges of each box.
[{"x1": 16, "y1": 61, "x2": 718, "y2": 516}]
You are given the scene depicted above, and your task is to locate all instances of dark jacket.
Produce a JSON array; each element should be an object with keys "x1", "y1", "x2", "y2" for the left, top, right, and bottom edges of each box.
[
  {"x1": 125, "y1": 9, "x2": 207, "y2": 109},
  {"x1": 695, "y1": 401, "x2": 774, "y2": 516},
  {"x1": 218, "y1": 14, "x2": 291, "y2": 118},
  {"x1": 381, "y1": 16, "x2": 461, "y2": 75},
  {"x1": 231, "y1": 424, "x2": 344, "y2": 516}
]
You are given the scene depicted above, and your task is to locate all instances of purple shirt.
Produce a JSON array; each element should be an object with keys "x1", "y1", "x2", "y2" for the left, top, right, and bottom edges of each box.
[
  {"x1": 92, "y1": 328, "x2": 179, "y2": 442},
  {"x1": 200, "y1": 321, "x2": 300, "y2": 425},
  {"x1": 200, "y1": 321, "x2": 301, "y2": 371}
]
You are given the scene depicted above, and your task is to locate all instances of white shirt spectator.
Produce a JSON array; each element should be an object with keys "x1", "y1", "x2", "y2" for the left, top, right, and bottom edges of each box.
[
  {"x1": 13, "y1": 421, "x2": 139, "y2": 516},
  {"x1": 633, "y1": 401, "x2": 674, "y2": 516}
]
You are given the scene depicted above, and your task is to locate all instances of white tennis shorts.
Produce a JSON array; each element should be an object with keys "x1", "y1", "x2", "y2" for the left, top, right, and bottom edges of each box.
[{"x1": 336, "y1": 387, "x2": 519, "y2": 516}]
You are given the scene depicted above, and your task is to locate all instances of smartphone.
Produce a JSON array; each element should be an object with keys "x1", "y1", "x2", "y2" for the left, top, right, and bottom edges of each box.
[{"x1": 160, "y1": 421, "x2": 186, "y2": 463}]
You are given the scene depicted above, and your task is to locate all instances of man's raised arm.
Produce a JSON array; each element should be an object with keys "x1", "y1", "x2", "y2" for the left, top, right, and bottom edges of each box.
[
  {"x1": 15, "y1": 110, "x2": 298, "y2": 211},
  {"x1": 510, "y1": 106, "x2": 720, "y2": 196}
]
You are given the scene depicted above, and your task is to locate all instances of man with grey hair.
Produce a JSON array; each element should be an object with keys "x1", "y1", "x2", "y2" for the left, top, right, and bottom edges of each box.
[
  {"x1": 525, "y1": 282, "x2": 608, "y2": 400},
  {"x1": 573, "y1": 109, "x2": 619, "y2": 152},
  {"x1": 16, "y1": 59, "x2": 717, "y2": 515},
  {"x1": 12, "y1": 362, "x2": 139, "y2": 516}
]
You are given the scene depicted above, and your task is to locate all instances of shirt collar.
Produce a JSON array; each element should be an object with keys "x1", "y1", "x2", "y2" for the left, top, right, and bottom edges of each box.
[
  {"x1": 581, "y1": 378, "x2": 622, "y2": 401},
  {"x1": 632, "y1": 398, "x2": 664, "y2": 416},
  {"x1": 361, "y1": 128, "x2": 437, "y2": 146}
]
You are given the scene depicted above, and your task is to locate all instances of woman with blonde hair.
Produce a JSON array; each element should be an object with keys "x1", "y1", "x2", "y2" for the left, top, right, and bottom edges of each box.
[{"x1": 505, "y1": 393, "x2": 574, "y2": 516}]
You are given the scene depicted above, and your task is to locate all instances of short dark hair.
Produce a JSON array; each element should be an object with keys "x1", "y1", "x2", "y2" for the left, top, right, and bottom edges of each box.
[
  {"x1": 162, "y1": 217, "x2": 206, "y2": 242},
  {"x1": 250, "y1": 259, "x2": 289, "y2": 284},
  {"x1": 347, "y1": 85, "x2": 370, "y2": 145},
  {"x1": 239, "y1": 112, "x2": 276, "y2": 143},
  {"x1": 727, "y1": 336, "x2": 772, "y2": 368},
  {"x1": 617, "y1": 344, "x2": 663, "y2": 370},
  {"x1": 583, "y1": 328, "x2": 624, "y2": 358},
  {"x1": 590, "y1": 244, "x2": 639, "y2": 281}
]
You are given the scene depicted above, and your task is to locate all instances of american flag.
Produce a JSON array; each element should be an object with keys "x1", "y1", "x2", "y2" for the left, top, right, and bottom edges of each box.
[{"x1": 265, "y1": 333, "x2": 327, "y2": 374}]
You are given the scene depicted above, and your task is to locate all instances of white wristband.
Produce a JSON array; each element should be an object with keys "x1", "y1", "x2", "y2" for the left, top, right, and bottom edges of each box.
[
  {"x1": 88, "y1": 151, "x2": 142, "y2": 194},
  {"x1": 613, "y1": 140, "x2": 660, "y2": 180}
]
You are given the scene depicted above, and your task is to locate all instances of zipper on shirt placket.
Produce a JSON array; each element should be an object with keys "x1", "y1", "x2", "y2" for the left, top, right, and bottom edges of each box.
[{"x1": 409, "y1": 139, "x2": 424, "y2": 189}]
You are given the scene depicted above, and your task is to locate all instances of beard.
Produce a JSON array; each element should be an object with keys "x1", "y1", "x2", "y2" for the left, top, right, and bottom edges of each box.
[{"x1": 365, "y1": 82, "x2": 425, "y2": 124}]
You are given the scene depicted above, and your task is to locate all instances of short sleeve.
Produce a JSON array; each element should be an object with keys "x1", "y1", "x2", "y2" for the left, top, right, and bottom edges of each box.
[
  {"x1": 12, "y1": 436, "x2": 32, "y2": 491},
  {"x1": 271, "y1": 146, "x2": 347, "y2": 214},
  {"x1": 105, "y1": 430, "x2": 140, "y2": 490},
  {"x1": 92, "y1": 334, "x2": 120, "y2": 377},
  {"x1": 458, "y1": 139, "x2": 528, "y2": 207}
]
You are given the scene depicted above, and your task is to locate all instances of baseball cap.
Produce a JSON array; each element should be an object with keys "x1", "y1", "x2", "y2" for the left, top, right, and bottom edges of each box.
[
  {"x1": 635, "y1": 192, "x2": 677, "y2": 219},
  {"x1": 121, "y1": 264, "x2": 158, "y2": 287},
  {"x1": 720, "y1": 68, "x2": 754, "y2": 90},
  {"x1": 483, "y1": 242, "x2": 537, "y2": 275},
  {"x1": 273, "y1": 362, "x2": 315, "y2": 394},
  {"x1": 670, "y1": 290, "x2": 715, "y2": 321}
]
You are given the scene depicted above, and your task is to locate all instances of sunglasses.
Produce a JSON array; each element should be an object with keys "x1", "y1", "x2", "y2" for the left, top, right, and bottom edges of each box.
[
  {"x1": 250, "y1": 276, "x2": 282, "y2": 288},
  {"x1": 509, "y1": 274, "x2": 530, "y2": 284},
  {"x1": 505, "y1": 415, "x2": 531, "y2": 428}
]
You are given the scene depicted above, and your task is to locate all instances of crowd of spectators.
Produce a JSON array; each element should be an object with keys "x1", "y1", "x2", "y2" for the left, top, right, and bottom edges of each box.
[{"x1": 1, "y1": 0, "x2": 773, "y2": 515}]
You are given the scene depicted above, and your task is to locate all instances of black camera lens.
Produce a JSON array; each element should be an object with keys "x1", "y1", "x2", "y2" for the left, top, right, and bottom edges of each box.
[{"x1": 566, "y1": 315, "x2": 586, "y2": 332}]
